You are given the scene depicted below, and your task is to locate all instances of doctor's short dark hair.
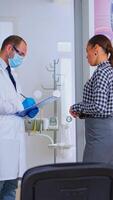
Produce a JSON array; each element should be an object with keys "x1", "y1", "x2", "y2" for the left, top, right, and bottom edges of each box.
[{"x1": 1, "y1": 35, "x2": 27, "y2": 51}]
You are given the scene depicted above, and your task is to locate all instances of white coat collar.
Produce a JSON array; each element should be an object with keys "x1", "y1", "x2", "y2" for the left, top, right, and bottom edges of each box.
[{"x1": 0, "y1": 58, "x2": 7, "y2": 71}]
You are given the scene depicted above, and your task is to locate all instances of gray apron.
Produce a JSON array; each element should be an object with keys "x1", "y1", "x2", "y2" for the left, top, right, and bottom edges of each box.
[{"x1": 83, "y1": 117, "x2": 113, "y2": 164}]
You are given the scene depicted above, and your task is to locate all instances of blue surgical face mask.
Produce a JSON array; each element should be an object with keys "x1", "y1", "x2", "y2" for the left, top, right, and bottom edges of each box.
[{"x1": 8, "y1": 53, "x2": 24, "y2": 68}]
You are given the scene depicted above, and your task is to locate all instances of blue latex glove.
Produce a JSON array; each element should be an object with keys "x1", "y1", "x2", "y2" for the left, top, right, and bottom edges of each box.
[{"x1": 22, "y1": 97, "x2": 39, "y2": 118}]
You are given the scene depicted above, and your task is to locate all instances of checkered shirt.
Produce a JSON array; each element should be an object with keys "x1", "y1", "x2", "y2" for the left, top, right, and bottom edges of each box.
[{"x1": 71, "y1": 61, "x2": 113, "y2": 118}]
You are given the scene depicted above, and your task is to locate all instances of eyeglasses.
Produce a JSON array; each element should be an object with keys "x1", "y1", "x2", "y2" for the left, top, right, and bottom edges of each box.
[{"x1": 13, "y1": 46, "x2": 25, "y2": 57}]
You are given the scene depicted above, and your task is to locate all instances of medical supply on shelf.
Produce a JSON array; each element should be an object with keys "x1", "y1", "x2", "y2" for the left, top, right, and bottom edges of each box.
[
  {"x1": 48, "y1": 117, "x2": 58, "y2": 130},
  {"x1": 24, "y1": 119, "x2": 42, "y2": 133},
  {"x1": 24, "y1": 117, "x2": 59, "y2": 132}
]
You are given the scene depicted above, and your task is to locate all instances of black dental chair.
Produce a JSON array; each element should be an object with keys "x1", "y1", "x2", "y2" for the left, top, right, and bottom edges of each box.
[{"x1": 21, "y1": 162, "x2": 113, "y2": 200}]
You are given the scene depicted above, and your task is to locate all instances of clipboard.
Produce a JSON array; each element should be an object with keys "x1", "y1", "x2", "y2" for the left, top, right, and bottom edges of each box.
[{"x1": 16, "y1": 95, "x2": 59, "y2": 117}]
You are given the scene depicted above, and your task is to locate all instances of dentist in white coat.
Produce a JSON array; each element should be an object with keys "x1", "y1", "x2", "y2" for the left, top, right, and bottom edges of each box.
[{"x1": 0, "y1": 35, "x2": 27, "y2": 200}]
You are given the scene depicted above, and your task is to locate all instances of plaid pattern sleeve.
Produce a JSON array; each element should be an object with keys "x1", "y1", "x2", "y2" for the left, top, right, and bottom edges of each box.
[{"x1": 71, "y1": 61, "x2": 113, "y2": 118}]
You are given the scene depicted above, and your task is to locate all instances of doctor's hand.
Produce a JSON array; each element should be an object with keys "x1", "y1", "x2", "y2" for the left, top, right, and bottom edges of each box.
[
  {"x1": 22, "y1": 97, "x2": 39, "y2": 118},
  {"x1": 27, "y1": 107, "x2": 39, "y2": 118}
]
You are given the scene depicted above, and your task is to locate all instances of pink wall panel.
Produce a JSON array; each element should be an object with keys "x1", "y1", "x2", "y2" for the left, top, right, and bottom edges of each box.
[{"x1": 95, "y1": 0, "x2": 113, "y2": 40}]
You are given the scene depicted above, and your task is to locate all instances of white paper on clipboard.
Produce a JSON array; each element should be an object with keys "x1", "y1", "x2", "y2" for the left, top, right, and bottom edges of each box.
[{"x1": 16, "y1": 95, "x2": 59, "y2": 117}]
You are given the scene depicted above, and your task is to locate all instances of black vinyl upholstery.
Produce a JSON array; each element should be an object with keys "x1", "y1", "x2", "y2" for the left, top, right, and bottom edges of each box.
[{"x1": 21, "y1": 162, "x2": 113, "y2": 200}]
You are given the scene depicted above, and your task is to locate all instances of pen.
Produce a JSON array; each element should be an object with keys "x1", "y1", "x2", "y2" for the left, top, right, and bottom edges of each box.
[{"x1": 20, "y1": 93, "x2": 27, "y2": 99}]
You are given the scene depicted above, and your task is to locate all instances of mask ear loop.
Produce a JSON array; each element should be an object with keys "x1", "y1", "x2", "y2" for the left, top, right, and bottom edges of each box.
[{"x1": 7, "y1": 48, "x2": 14, "y2": 59}]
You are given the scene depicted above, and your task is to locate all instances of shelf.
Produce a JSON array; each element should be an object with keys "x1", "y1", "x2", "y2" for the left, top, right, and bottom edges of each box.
[{"x1": 48, "y1": 143, "x2": 73, "y2": 149}]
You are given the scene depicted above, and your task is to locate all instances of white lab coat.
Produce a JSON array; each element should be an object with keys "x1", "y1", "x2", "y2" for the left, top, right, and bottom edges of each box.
[{"x1": 0, "y1": 58, "x2": 26, "y2": 180}]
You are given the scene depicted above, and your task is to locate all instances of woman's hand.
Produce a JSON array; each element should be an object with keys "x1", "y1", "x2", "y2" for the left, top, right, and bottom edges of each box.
[{"x1": 69, "y1": 106, "x2": 79, "y2": 118}]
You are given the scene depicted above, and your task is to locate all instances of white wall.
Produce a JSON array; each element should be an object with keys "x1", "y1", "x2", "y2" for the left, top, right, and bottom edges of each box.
[{"x1": 0, "y1": 0, "x2": 75, "y2": 167}]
